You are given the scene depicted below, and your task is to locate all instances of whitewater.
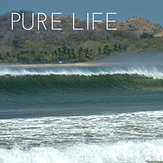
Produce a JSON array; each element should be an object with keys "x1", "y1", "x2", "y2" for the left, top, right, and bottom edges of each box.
[
  {"x1": 0, "y1": 111, "x2": 163, "y2": 163},
  {"x1": 0, "y1": 65, "x2": 163, "y2": 79}
]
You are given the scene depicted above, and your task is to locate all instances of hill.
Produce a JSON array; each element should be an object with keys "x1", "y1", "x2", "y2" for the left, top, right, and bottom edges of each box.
[
  {"x1": 0, "y1": 10, "x2": 163, "y2": 63},
  {"x1": 116, "y1": 17, "x2": 162, "y2": 36}
]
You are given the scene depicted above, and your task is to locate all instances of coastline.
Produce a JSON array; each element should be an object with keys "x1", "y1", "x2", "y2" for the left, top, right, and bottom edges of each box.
[
  {"x1": 1, "y1": 51, "x2": 163, "y2": 68},
  {"x1": 2, "y1": 62, "x2": 95, "y2": 68},
  {"x1": 2, "y1": 61, "x2": 103, "y2": 68}
]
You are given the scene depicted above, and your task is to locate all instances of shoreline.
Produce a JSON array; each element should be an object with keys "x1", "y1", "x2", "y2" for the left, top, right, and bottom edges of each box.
[
  {"x1": 0, "y1": 54, "x2": 123, "y2": 68},
  {"x1": 1, "y1": 62, "x2": 102, "y2": 68}
]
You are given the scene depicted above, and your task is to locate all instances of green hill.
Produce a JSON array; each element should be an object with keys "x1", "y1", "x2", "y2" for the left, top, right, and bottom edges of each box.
[{"x1": 0, "y1": 10, "x2": 163, "y2": 63}]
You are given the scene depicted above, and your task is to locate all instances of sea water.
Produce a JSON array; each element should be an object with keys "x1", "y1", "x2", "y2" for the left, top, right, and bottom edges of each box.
[{"x1": 0, "y1": 55, "x2": 163, "y2": 163}]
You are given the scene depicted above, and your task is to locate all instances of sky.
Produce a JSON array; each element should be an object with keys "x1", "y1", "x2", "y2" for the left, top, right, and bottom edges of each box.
[{"x1": 0, "y1": 0, "x2": 163, "y2": 25}]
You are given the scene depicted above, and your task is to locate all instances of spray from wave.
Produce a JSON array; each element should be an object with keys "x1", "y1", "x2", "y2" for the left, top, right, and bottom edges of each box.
[
  {"x1": 0, "y1": 65, "x2": 162, "y2": 78},
  {"x1": 0, "y1": 66, "x2": 163, "y2": 79}
]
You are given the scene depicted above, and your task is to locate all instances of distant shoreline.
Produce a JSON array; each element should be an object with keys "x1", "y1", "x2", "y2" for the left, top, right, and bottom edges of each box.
[{"x1": 4, "y1": 62, "x2": 101, "y2": 68}]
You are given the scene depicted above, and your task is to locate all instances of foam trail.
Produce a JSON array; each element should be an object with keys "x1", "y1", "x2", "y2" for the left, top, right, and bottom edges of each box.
[
  {"x1": 0, "y1": 111, "x2": 163, "y2": 162},
  {"x1": 0, "y1": 66, "x2": 163, "y2": 79}
]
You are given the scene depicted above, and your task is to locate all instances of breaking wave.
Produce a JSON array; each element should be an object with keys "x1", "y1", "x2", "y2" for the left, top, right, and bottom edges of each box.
[
  {"x1": 0, "y1": 140, "x2": 163, "y2": 163},
  {"x1": 0, "y1": 66, "x2": 163, "y2": 92}
]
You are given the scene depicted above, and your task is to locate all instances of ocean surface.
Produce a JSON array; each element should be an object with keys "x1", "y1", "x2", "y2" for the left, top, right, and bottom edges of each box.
[{"x1": 0, "y1": 54, "x2": 163, "y2": 163}]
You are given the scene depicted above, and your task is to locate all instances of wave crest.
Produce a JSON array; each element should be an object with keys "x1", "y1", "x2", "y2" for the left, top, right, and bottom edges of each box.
[
  {"x1": 0, "y1": 66, "x2": 163, "y2": 79},
  {"x1": 0, "y1": 66, "x2": 163, "y2": 92}
]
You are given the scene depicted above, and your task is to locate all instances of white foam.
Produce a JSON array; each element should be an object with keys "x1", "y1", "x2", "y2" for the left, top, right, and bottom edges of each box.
[
  {"x1": 0, "y1": 111, "x2": 163, "y2": 162},
  {"x1": 0, "y1": 66, "x2": 163, "y2": 79},
  {"x1": 1, "y1": 111, "x2": 163, "y2": 144},
  {"x1": 0, "y1": 111, "x2": 163, "y2": 156},
  {"x1": 0, "y1": 140, "x2": 163, "y2": 163}
]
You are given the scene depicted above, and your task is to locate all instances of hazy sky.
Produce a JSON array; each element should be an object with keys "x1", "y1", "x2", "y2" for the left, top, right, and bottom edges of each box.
[{"x1": 0, "y1": 0, "x2": 163, "y2": 25}]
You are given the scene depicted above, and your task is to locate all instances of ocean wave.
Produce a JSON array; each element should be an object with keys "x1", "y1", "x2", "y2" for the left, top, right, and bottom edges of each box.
[
  {"x1": 0, "y1": 72, "x2": 163, "y2": 92},
  {"x1": 1, "y1": 110, "x2": 163, "y2": 148},
  {"x1": 0, "y1": 66, "x2": 163, "y2": 93},
  {"x1": 0, "y1": 111, "x2": 163, "y2": 163}
]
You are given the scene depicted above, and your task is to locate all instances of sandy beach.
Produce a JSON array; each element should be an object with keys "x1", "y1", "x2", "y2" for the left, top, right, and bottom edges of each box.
[{"x1": 5, "y1": 62, "x2": 102, "y2": 68}]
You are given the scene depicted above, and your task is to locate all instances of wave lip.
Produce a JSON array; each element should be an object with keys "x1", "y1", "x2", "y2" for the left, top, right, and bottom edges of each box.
[{"x1": 0, "y1": 66, "x2": 163, "y2": 79}]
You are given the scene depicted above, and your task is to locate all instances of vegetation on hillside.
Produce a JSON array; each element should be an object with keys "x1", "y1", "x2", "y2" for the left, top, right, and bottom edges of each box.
[{"x1": 0, "y1": 11, "x2": 163, "y2": 63}]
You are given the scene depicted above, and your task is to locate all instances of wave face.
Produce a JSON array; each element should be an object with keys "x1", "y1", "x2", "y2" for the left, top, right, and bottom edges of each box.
[
  {"x1": 0, "y1": 111, "x2": 163, "y2": 163},
  {"x1": 1, "y1": 65, "x2": 163, "y2": 117},
  {"x1": 0, "y1": 66, "x2": 163, "y2": 93}
]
